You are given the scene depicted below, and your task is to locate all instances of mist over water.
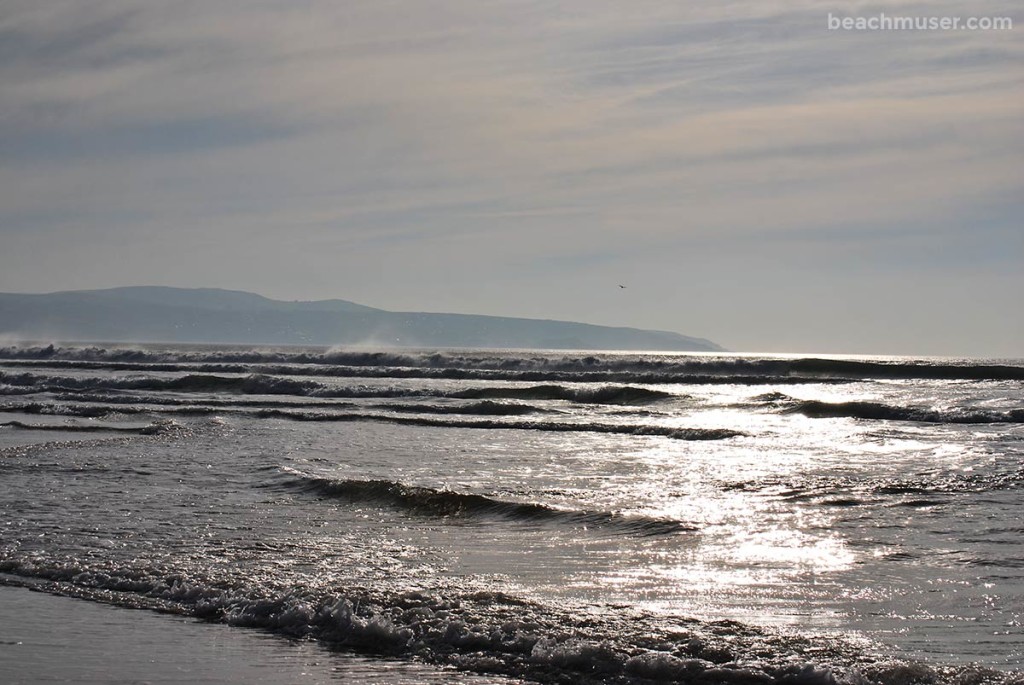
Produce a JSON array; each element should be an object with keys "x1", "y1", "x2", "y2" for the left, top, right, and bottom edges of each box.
[{"x1": 1, "y1": 344, "x2": 1022, "y2": 683}]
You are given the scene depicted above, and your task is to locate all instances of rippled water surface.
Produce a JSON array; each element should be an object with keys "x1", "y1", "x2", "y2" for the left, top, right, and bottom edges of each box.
[{"x1": 1, "y1": 345, "x2": 1022, "y2": 683}]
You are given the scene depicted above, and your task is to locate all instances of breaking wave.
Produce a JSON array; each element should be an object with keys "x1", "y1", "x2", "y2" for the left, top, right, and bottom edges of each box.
[
  {"x1": 248, "y1": 410, "x2": 743, "y2": 440},
  {"x1": 375, "y1": 400, "x2": 550, "y2": 416},
  {"x1": 2, "y1": 397, "x2": 738, "y2": 439},
  {"x1": 1, "y1": 557, "x2": 1013, "y2": 685},
  {"x1": 1, "y1": 398, "x2": 548, "y2": 420},
  {"x1": 450, "y1": 385, "x2": 674, "y2": 404},
  {"x1": 5, "y1": 345, "x2": 1022, "y2": 382},
  {"x1": 722, "y1": 470, "x2": 1024, "y2": 512},
  {"x1": 272, "y1": 474, "x2": 692, "y2": 537},
  {"x1": 0, "y1": 360, "x2": 836, "y2": 386},
  {"x1": 0, "y1": 418, "x2": 182, "y2": 435},
  {"x1": 0, "y1": 370, "x2": 677, "y2": 406},
  {"x1": 782, "y1": 399, "x2": 1024, "y2": 424},
  {"x1": 0, "y1": 370, "x2": 321, "y2": 396}
]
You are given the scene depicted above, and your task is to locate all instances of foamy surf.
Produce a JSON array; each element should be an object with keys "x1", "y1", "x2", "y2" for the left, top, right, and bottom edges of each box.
[{"x1": 3, "y1": 559, "x2": 1005, "y2": 685}]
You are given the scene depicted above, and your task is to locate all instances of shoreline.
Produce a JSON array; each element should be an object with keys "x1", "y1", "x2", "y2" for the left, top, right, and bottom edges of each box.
[{"x1": 0, "y1": 585, "x2": 512, "y2": 684}]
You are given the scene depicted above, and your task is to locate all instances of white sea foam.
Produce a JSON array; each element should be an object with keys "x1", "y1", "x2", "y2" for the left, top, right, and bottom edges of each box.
[{"x1": 2, "y1": 557, "x2": 982, "y2": 685}]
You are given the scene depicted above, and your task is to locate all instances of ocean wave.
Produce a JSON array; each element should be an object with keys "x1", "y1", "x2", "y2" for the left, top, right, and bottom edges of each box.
[
  {"x1": 1, "y1": 400, "x2": 231, "y2": 421},
  {"x1": 2, "y1": 397, "x2": 739, "y2": 439},
  {"x1": 5, "y1": 345, "x2": 1021, "y2": 381},
  {"x1": 0, "y1": 385, "x2": 38, "y2": 396},
  {"x1": 0, "y1": 370, "x2": 678, "y2": 406},
  {"x1": 2, "y1": 557, "x2": 1005, "y2": 685},
  {"x1": 3, "y1": 393, "x2": 738, "y2": 442},
  {"x1": 2, "y1": 384, "x2": 737, "y2": 438},
  {"x1": 782, "y1": 399, "x2": 1024, "y2": 424},
  {"x1": 2, "y1": 401, "x2": 134, "y2": 418},
  {"x1": 6, "y1": 397, "x2": 556, "y2": 422},
  {"x1": 450, "y1": 385, "x2": 675, "y2": 404},
  {"x1": 723, "y1": 470, "x2": 1023, "y2": 508},
  {"x1": 272, "y1": 474, "x2": 692, "y2": 537},
  {"x1": 249, "y1": 409, "x2": 743, "y2": 440},
  {"x1": 0, "y1": 418, "x2": 183, "y2": 435},
  {"x1": 0, "y1": 358, "x2": 842, "y2": 386},
  {"x1": 0, "y1": 364, "x2": 849, "y2": 389},
  {"x1": 51, "y1": 393, "x2": 356, "y2": 411},
  {"x1": 752, "y1": 391, "x2": 795, "y2": 404},
  {"x1": 4, "y1": 397, "x2": 546, "y2": 419},
  {"x1": 375, "y1": 400, "x2": 551, "y2": 416},
  {"x1": 0, "y1": 370, "x2": 322, "y2": 396}
]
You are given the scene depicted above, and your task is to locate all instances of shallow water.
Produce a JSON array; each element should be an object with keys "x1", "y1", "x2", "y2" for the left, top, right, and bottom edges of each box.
[{"x1": 1, "y1": 344, "x2": 1022, "y2": 683}]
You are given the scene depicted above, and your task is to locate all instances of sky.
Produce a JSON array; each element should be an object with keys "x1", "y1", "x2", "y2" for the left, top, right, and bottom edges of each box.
[{"x1": 1, "y1": 1, "x2": 1021, "y2": 357}]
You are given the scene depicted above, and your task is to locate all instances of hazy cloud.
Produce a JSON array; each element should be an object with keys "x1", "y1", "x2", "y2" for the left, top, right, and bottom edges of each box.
[{"x1": 0, "y1": 0, "x2": 1021, "y2": 355}]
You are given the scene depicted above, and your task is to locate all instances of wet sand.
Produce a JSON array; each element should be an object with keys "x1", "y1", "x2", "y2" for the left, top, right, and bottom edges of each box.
[{"x1": 0, "y1": 585, "x2": 510, "y2": 684}]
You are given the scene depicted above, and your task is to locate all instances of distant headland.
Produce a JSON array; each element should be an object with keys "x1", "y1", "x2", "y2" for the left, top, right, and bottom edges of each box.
[{"x1": 0, "y1": 286, "x2": 723, "y2": 352}]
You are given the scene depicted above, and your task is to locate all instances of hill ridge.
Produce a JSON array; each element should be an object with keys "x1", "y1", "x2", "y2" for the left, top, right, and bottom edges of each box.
[{"x1": 0, "y1": 286, "x2": 723, "y2": 352}]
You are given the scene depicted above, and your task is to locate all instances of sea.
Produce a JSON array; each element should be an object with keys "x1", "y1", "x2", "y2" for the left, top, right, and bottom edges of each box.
[{"x1": 1, "y1": 343, "x2": 1021, "y2": 684}]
